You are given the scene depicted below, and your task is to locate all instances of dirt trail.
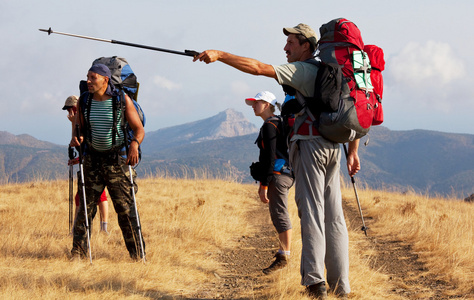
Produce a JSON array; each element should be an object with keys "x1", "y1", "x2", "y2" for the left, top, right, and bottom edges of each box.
[
  {"x1": 342, "y1": 199, "x2": 462, "y2": 299},
  {"x1": 190, "y1": 204, "x2": 276, "y2": 300},
  {"x1": 192, "y1": 197, "x2": 462, "y2": 299}
]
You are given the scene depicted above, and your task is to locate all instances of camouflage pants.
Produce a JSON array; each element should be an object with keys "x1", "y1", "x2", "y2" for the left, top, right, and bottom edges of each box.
[{"x1": 72, "y1": 152, "x2": 145, "y2": 259}]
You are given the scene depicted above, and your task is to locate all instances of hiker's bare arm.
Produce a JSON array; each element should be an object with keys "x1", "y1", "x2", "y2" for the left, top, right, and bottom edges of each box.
[
  {"x1": 346, "y1": 139, "x2": 360, "y2": 177},
  {"x1": 193, "y1": 50, "x2": 277, "y2": 79},
  {"x1": 69, "y1": 103, "x2": 83, "y2": 147},
  {"x1": 67, "y1": 110, "x2": 75, "y2": 123},
  {"x1": 124, "y1": 94, "x2": 145, "y2": 166}
]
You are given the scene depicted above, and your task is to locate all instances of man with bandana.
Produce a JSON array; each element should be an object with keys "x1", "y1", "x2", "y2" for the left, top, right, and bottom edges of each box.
[{"x1": 70, "y1": 63, "x2": 145, "y2": 260}]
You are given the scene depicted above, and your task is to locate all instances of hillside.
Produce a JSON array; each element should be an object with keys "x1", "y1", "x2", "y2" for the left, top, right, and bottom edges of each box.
[
  {"x1": 0, "y1": 131, "x2": 66, "y2": 183},
  {"x1": 141, "y1": 124, "x2": 474, "y2": 198},
  {"x1": 0, "y1": 131, "x2": 59, "y2": 148},
  {"x1": 354, "y1": 126, "x2": 474, "y2": 197},
  {"x1": 141, "y1": 108, "x2": 258, "y2": 152},
  {"x1": 1, "y1": 111, "x2": 473, "y2": 198},
  {"x1": 0, "y1": 109, "x2": 258, "y2": 184},
  {"x1": 140, "y1": 134, "x2": 258, "y2": 181}
]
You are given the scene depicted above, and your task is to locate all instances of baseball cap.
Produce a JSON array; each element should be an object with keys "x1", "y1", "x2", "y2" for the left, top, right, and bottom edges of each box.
[
  {"x1": 62, "y1": 95, "x2": 78, "y2": 110},
  {"x1": 245, "y1": 91, "x2": 277, "y2": 106},
  {"x1": 283, "y1": 23, "x2": 318, "y2": 49}
]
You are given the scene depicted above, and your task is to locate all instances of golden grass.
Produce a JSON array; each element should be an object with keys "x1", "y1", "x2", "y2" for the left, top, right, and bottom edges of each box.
[
  {"x1": 0, "y1": 176, "x2": 473, "y2": 299},
  {"x1": 0, "y1": 178, "x2": 259, "y2": 299}
]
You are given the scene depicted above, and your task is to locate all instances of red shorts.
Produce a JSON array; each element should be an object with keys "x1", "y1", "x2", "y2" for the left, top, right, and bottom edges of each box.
[{"x1": 75, "y1": 190, "x2": 107, "y2": 207}]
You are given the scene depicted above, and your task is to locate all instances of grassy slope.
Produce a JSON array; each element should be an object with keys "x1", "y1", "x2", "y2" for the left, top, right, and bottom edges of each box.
[{"x1": 0, "y1": 177, "x2": 472, "y2": 299}]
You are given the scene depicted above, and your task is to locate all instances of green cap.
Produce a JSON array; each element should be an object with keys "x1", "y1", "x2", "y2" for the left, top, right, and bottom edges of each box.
[{"x1": 283, "y1": 23, "x2": 318, "y2": 49}]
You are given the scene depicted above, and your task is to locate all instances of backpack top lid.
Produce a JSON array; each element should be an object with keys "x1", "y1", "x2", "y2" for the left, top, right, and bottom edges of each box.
[{"x1": 318, "y1": 18, "x2": 364, "y2": 50}]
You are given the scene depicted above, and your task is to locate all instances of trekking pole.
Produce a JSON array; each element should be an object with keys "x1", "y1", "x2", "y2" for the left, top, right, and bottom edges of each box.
[
  {"x1": 75, "y1": 125, "x2": 93, "y2": 264},
  {"x1": 128, "y1": 163, "x2": 146, "y2": 263},
  {"x1": 67, "y1": 146, "x2": 76, "y2": 232},
  {"x1": 39, "y1": 27, "x2": 199, "y2": 57},
  {"x1": 343, "y1": 143, "x2": 368, "y2": 236},
  {"x1": 120, "y1": 93, "x2": 146, "y2": 263}
]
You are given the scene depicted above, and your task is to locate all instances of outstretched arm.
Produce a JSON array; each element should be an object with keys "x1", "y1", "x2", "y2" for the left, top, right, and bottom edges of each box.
[{"x1": 193, "y1": 50, "x2": 277, "y2": 79}]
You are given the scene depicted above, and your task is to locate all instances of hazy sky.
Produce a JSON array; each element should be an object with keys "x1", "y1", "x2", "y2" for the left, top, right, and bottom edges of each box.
[{"x1": 1, "y1": 0, "x2": 473, "y2": 145}]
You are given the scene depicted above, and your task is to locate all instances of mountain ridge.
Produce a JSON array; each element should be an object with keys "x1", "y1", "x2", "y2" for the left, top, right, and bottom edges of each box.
[
  {"x1": 1, "y1": 110, "x2": 473, "y2": 198},
  {"x1": 142, "y1": 108, "x2": 258, "y2": 152}
]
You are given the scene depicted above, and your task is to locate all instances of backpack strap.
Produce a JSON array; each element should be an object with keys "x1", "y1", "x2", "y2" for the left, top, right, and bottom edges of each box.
[
  {"x1": 84, "y1": 92, "x2": 93, "y2": 146},
  {"x1": 111, "y1": 95, "x2": 118, "y2": 146},
  {"x1": 291, "y1": 91, "x2": 312, "y2": 135},
  {"x1": 265, "y1": 116, "x2": 280, "y2": 133},
  {"x1": 265, "y1": 116, "x2": 289, "y2": 161},
  {"x1": 119, "y1": 90, "x2": 129, "y2": 152}
]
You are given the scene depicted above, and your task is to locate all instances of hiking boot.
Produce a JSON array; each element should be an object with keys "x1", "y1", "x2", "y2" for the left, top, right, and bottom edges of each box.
[
  {"x1": 306, "y1": 282, "x2": 328, "y2": 300},
  {"x1": 334, "y1": 289, "x2": 348, "y2": 299},
  {"x1": 70, "y1": 248, "x2": 86, "y2": 261},
  {"x1": 336, "y1": 293, "x2": 348, "y2": 299},
  {"x1": 330, "y1": 286, "x2": 348, "y2": 299},
  {"x1": 130, "y1": 250, "x2": 146, "y2": 262},
  {"x1": 262, "y1": 252, "x2": 288, "y2": 275}
]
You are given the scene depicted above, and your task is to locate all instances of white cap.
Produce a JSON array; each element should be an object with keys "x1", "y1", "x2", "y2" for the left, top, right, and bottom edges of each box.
[{"x1": 245, "y1": 91, "x2": 277, "y2": 106}]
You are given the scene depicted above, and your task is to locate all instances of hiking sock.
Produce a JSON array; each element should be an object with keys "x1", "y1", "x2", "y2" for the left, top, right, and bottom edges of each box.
[
  {"x1": 278, "y1": 249, "x2": 290, "y2": 256},
  {"x1": 100, "y1": 222, "x2": 108, "y2": 232}
]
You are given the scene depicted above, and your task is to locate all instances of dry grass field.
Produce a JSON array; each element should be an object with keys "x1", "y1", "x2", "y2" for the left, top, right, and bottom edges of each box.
[{"x1": 0, "y1": 175, "x2": 472, "y2": 299}]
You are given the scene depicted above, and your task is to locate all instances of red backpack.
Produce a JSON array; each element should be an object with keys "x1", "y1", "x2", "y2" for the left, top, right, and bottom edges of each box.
[{"x1": 316, "y1": 18, "x2": 384, "y2": 143}]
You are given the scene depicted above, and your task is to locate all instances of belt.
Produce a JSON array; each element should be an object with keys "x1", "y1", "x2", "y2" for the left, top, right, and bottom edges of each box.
[{"x1": 274, "y1": 168, "x2": 293, "y2": 177}]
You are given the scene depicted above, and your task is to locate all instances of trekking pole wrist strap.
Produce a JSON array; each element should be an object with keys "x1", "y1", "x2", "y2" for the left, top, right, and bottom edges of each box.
[{"x1": 131, "y1": 137, "x2": 140, "y2": 145}]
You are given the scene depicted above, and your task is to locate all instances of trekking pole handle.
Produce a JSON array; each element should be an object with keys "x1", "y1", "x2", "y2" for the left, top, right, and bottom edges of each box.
[
  {"x1": 111, "y1": 39, "x2": 200, "y2": 57},
  {"x1": 68, "y1": 146, "x2": 75, "y2": 160},
  {"x1": 75, "y1": 124, "x2": 83, "y2": 161},
  {"x1": 342, "y1": 144, "x2": 352, "y2": 176}
]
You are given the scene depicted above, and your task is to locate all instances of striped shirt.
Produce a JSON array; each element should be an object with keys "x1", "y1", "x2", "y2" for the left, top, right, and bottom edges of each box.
[{"x1": 85, "y1": 99, "x2": 124, "y2": 151}]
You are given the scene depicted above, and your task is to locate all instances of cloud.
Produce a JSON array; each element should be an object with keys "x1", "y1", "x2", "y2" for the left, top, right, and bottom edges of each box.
[
  {"x1": 387, "y1": 41, "x2": 472, "y2": 112},
  {"x1": 390, "y1": 41, "x2": 465, "y2": 86},
  {"x1": 230, "y1": 81, "x2": 252, "y2": 95},
  {"x1": 152, "y1": 75, "x2": 182, "y2": 91}
]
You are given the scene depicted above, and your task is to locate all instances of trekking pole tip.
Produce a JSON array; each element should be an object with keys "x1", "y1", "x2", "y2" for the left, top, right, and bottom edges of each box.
[
  {"x1": 361, "y1": 226, "x2": 368, "y2": 236},
  {"x1": 39, "y1": 27, "x2": 53, "y2": 35}
]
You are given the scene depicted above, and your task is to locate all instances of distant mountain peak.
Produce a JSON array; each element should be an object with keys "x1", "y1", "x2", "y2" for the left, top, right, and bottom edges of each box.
[
  {"x1": 203, "y1": 109, "x2": 258, "y2": 141},
  {"x1": 142, "y1": 109, "x2": 258, "y2": 151}
]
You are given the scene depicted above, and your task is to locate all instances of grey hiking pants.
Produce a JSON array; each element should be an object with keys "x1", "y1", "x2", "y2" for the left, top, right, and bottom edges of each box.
[
  {"x1": 268, "y1": 173, "x2": 294, "y2": 234},
  {"x1": 289, "y1": 137, "x2": 350, "y2": 294}
]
